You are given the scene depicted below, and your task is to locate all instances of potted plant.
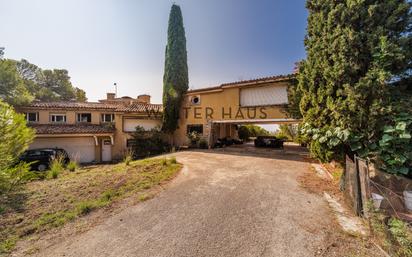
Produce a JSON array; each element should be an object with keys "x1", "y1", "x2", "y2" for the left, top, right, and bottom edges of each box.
[
  {"x1": 199, "y1": 138, "x2": 208, "y2": 149},
  {"x1": 187, "y1": 131, "x2": 200, "y2": 147}
]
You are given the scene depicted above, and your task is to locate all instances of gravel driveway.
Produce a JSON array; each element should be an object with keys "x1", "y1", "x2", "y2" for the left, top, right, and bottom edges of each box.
[{"x1": 30, "y1": 147, "x2": 337, "y2": 257}]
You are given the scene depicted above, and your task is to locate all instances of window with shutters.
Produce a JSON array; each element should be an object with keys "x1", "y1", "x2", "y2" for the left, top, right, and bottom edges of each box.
[{"x1": 240, "y1": 85, "x2": 288, "y2": 107}]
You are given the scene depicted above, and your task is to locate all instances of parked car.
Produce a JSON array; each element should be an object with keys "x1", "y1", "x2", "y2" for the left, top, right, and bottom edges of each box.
[
  {"x1": 254, "y1": 136, "x2": 284, "y2": 148},
  {"x1": 213, "y1": 137, "x2": 243, "y2": 148},
  {"x1": 19, "y1": 148, "x2": 70, "y2": 171}
]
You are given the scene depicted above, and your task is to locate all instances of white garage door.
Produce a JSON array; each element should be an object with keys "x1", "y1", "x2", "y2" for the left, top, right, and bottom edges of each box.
[
  {"x1": 123, "y1": 119, "x2": 161, "y2": 132},
  {"x1": 30, "y1": 137, "x2": 96, "y2": 163},
  {"x1": 240, "y1": 84, "x2": 288, "y2": 107}
]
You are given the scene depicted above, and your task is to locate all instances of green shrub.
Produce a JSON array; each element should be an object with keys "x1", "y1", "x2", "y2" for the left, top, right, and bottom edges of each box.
[
  {"x1": 300, "y1": 124, "x2": 349, "y2": 163},
  {"x1": 169, "y1": 157, "x2": 177, "y2": 164},
  {"x1": 138, "y1": 193, "x2": 150, "y2": 201},
  {"x1": 376, "y1": 109, "x2": 412, "y2": 176},
  {"x1": 0, "y1": 162, "x2": 35, "y2": 194},
  {"x1": 277, "y1": 124, "x2": 300, "y2": 142},
  {"x1": 123, "y1": 150, "x2": 134, "y2": 165},
  {"x1": 238, "y1": 126, "x2": 250, "y2": 141},
  {"x1": 101, "y1": 189, "x2": 118, "y2": 202},
  {"x1": 0, "y1": 100, "x2": 35, "y2": 195},
  {"x1": 199, "y1": 138, "x2": 208, "y2": 149},
  {"x1": 388, "y1": 218, "x2": 412, "y2": 257},
  {"x1": 47, "y1": 157, "x2": 64, "y2": 179},
  {"x1": 238, "y1": 125, "x2": 270, "y2": 141},
  {"x1": 76, "y1": 198, "x2": 110, "y2": 216},
  {"x1": 187, "y1": 131, "x2": 200, "y2": 146},
  {"x1": 66, "y1": 161, "x2": 78, "y2": 172},
  {"x1": 0, "y1": 237, "x2": 17, "y2": 254},
  {"x1": 47, "y1": 169, "x2": 59, "y2": 179},
  {"x1": 275, "y1": 133, "x2": 289, "y2": 141},
  {"x1": 76, "y1": 201, "x2": 96, "y2": 215},
  {"x1": 369, "y1": 203, "x2": 412, "y2": 257},
  {"x1": 34, "y1": 211, "x2": 76, "y2": 230},
  {"x1": 130, "y1": 126, "x2": 170, "y2": 158}
]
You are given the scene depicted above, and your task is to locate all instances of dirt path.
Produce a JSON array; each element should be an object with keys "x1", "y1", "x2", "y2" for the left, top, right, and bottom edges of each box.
[{"x1": 21, "y1": 148, "x2": 373, "y2": 257}]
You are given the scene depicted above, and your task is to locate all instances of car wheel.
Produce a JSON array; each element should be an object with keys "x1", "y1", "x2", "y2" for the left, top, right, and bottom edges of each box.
[{"x1": 37, "y1": 164, "x2": 47, "y2": 172}]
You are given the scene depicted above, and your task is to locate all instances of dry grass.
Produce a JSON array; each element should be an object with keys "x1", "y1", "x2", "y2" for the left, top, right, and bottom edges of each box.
[
  {"x1": 0, "y1": 158, "x2": 182, "y2": 254},
  {"x1": 299, "y1": 166, "x2": 385, "y2": 257}
]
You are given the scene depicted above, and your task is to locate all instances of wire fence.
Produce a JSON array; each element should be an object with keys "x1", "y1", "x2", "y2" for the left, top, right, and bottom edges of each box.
[{"x1": 344, "y1": 155, "x2": 412, "y2": 222}]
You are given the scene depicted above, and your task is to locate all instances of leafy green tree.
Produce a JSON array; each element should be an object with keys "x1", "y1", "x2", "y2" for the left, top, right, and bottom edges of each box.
[
  {"x1": 238, "y1": 125, "x2": 270, "y2": 141},
  {"x1": 0, "y1": 56, "x2": 87, "y2": 105},
  {"x1": 376, "y1": 96, "x2": 412, "y2": 176},
  {"x1": 286, "y1": 64, "x2": 302, "y2": 119},
  {"x1": 0, "y1": 59, "x2": 34, "y2": 106},
  {"x1": 0, "y1": 100, "x2": 35, "y2": 194},
  {"x1": 75, "y1": 87, "x2": 87, "y2": 102},
  {"x1": 162, "y1": 4, "x2": 189, "y2": 133},
  {"x1": 278, "y1": 124, "x2": 299, "y2": 142},
  {"x1": 238, "y1": 126, "x2": 251, "y2": 141},
  {"x1": 298, "y1": 0, "x2": 412, "y2": 168},
  {"x1": 0, "y1": 47, "x2": 4, "y2": 59},
  {"x1": 40, "y1": 69, "x2": 77, "y2": 101}
]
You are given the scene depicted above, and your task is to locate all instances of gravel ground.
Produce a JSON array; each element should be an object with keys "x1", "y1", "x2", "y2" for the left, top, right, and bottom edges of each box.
[{"x1": 25, "y1": 147, "x2": 355, "y2": 257}]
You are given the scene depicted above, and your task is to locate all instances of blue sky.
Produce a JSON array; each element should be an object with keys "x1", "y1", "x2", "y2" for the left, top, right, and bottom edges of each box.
[{"x1": 0, "y1": 0, "x2": 307, "y2": 104}]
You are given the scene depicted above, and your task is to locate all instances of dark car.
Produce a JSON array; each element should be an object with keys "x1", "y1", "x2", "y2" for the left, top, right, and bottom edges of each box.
[
  {"x1": 254, "y1": 136, "x2": 284, "y2": 148},
  {"x1": 213, "y1": 137, "x2": 243, "y2": 148},
  {"x1": 19, "y1": 148, "x2": 70, "y2": 171}
]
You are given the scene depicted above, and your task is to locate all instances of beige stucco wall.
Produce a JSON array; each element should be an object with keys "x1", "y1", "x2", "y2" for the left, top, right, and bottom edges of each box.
[
  {"x1": 112, "y1": 113, "x2": 126, "y2": 161},
  {"x1": 26, "y1": 109, "x2": 114, "y2": 124},
  {"x1": 173, "y1": 81, "x2": 289, "y2": 146}
]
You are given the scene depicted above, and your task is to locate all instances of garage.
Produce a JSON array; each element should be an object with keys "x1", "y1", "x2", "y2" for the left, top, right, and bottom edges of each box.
[{"x1": 30, "y1": 137, "x2": 96, "y2": 163}]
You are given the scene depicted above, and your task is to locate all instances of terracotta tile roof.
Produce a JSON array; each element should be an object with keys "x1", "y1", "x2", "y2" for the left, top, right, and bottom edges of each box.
[
  {"x1": 188, "y1": 74, "x2": 296, "y2": 93},
  {"x1": 22, "y1": 101, "x2": 162, "y2": 113},
  {"x1": 220, "y1": 74, "x2": 295, "y2": 87},
  {"x1": 115, "y1": 103, "x2": 163, "y2": 113},
  {"x1": 30, "y1": 124, "x2": 115, "y2": 134},
  {"x1": 27, "y1": 102, "x2": 120, "y2": 110}
]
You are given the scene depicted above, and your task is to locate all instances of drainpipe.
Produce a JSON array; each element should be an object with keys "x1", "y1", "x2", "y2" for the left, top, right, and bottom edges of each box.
[{"x1": 93, "y1": 136, "x2": 99, "y2": 146}]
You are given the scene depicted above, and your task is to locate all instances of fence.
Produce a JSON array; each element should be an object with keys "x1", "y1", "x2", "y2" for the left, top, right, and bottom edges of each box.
[
  {"x1": 344, "y1": 155, "x2": 412, "y2": 221},
  {"x1": 344, "y1": 155, "x2": 371, "y2": 216}
]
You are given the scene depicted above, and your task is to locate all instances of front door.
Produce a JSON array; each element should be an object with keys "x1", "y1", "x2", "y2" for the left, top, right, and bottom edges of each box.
[{"x1": 102, "y1": 139, "x2": 112, "y2": 162}]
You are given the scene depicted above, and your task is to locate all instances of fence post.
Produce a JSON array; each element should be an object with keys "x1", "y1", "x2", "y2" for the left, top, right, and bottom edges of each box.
[
  {"x1": 355, "y1": 156, "x2": 363, "y2": 216},
  {"x1": 355, "y1": 156, "x2": 371, "y2": 217}
]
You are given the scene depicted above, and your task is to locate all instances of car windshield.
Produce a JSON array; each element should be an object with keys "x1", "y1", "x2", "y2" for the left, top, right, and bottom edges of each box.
[{"x1": 42, "y1": 150, "x2": 55, "y2": 156}]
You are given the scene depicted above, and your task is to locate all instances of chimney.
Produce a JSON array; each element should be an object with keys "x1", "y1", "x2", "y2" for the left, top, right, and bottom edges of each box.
[
  {"x1": 137, "y1": 94, "x2": 151, "y2": 104},
  {"x1": 106, "y1": 93, "x2": 115, "y2": 100}
]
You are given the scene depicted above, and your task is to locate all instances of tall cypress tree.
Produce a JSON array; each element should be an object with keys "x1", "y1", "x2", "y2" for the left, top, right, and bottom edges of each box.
[
  {"x1": 298, "y1": 0, "x2": 411, "y2": 162},
  {"x1": 162, "y1": 4, "x2": 188, "y2": 133}
]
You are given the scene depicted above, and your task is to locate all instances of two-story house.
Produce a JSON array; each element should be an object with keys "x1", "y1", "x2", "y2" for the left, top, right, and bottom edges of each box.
[
  {"x1": 17, "y1": 93, "x2": 162, "y2": 163},
  {"x1": 18, "y1": 75, "x2": 297, "y2": 164}
]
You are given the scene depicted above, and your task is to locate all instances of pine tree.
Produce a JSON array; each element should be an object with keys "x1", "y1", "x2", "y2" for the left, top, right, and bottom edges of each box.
[
  {"x1": 298, "y1": 0, "x2": 412, "y2": 162},
  {"x1": 162, "y1": 4, "x2": 189, "y2": 133}
]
